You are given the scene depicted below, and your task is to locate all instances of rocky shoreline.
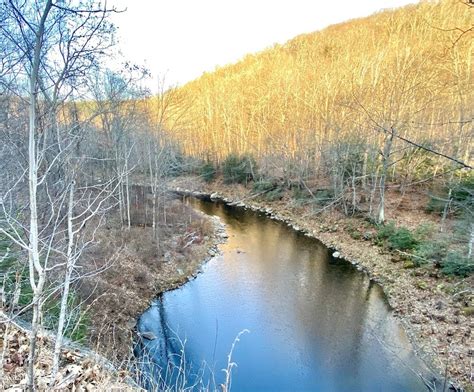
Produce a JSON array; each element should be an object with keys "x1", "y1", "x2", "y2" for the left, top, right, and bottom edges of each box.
[{"x1": 171, "y1": 185, "x2": 472, "y2": 391}]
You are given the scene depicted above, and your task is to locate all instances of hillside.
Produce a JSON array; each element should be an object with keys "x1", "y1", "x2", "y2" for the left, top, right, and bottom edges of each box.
[{"x1": 165, "y1": 0, "x2": 472, "y2": 175}]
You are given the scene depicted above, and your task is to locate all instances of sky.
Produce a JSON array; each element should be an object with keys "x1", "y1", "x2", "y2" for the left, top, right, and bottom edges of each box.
[{"x1": 108, "y1": 0, "x2": 418, "y2": 90}]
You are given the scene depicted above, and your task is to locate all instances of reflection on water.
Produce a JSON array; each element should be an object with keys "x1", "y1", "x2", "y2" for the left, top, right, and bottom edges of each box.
[{"x1": 137, "y1": 199, "x2": 434, "y2": 391}]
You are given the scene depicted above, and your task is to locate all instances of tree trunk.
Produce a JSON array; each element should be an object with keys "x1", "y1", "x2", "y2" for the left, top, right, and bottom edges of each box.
[
  {"x1": 50, "y1": 181, "x2": 75, "y2": 385},
  {"x1": 468, "y1": 223, "x2": 474, "y2": 260},
  {"x1": 125, "y1": 154, "x2": 131, "y2": 230},
  {"x1": 27, "y1": 3, "x2": 53, "y2": 389},
  {"x1": 377, "y1": 128, "x2": 395, "y2": 224},
  {"x1": 440, "y1": 188, "x2": 452, "y2": 233}
]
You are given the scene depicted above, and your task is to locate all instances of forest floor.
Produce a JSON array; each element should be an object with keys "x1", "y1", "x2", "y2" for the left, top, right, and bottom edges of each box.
[
  {"x1": 0, "y1": 314, "x2": 137, "y2": 391},
  {"x1": 169, "y1": 175, "x2": 473, "y2": 391}
]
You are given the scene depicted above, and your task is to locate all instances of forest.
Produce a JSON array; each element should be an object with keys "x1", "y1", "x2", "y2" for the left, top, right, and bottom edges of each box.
[
  {"x1": 0, "y1": 0, "x2": 472, "y2": 391},
  {"x1": 162, "y1": 0, "x2": 473, "y2": 272}
]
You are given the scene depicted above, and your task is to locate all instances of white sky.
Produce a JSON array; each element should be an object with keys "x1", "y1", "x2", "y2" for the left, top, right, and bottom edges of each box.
[{"x1": 108, "y1": 0, "x2": 418, "y2": 89}]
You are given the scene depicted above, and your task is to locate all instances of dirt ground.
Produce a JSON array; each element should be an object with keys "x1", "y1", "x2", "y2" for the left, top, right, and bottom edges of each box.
[{"x1": 169, "y1": 176, "x2": 473, "y2": 391}]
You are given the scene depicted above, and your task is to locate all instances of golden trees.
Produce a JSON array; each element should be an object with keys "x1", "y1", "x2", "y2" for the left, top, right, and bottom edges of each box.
[{"x1": 160, "y1": 0, "x2": 472, "y2": 206}]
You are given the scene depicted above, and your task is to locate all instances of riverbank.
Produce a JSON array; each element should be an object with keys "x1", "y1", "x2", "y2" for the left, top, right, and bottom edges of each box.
[
  {"x1": 1, "y1": 194, "x2": 227, "y2": 390},
  {"x1": 169, "y1": 176, "x2": 473, "y2": 391},
  {"x1": 77, "y1": 196, "x2": 227, "y2": 360}
]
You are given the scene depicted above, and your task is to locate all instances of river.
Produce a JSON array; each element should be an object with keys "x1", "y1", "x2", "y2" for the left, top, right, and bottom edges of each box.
[{"x1": 136, "y1": 197, "x2": 436, "y2": 391}]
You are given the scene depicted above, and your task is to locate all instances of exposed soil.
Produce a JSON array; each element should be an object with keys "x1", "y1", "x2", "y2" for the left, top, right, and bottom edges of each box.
[{"x1": 169, "y1": 176, "x2": 473, "y2": 391}]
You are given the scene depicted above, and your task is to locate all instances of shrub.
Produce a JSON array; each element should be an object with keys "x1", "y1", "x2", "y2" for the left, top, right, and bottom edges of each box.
[
  {"x1": 292, "y1": 186, "x2": 311, "y2": 201},
  {"x1": 314, "y1": 189, "x2": 335, "y2": 205},
  {"x1": 376, "y1": 221, "x2": 396, "y2": 241},
  {"x1": 253, "y1": 179, "x2": 284, "y2": 201},
  {"x1": 441, "y1": 251, "x2": 474, "y2": 277},
  {"x1": 265, "y1": 188, "x2": 284, "y2": 201},
  {"x1": 349, "y1": 229, "x2": 362, "y2": 240},
  {"x1": 426, "y1": 174, "x2": 473, "y2": 215},
  {"x1": 452, "y1": 174, "x2": 474, "y2": 206},
  {"x1": 388, "y1": 227, "x2": 419, "y2": 251},
  {"x1": 200, "y1": 162, "x2": 216, "y2": 182},
  {"x1": 414, "y1": 240, "x2": 448, "y2": 265},
  {"x1": 414, "y1": 223, "x2": 434, "y2": 241},
  {"x1": 43, "y1": 292, "x2": 90, "y2": 342},
  {"x1": 425, "y1": 196, "x2": 445, "y2": 215},
  {"x1": 253, "y1": 179, "x2": 277, "y2": 193},
  {"x1": 293, "y1": 187, "x2": 335, "y2": 205},
  {"x1": 376, "y1": 222, "x2": 419, "y2": 251},
  {"x1": 222, "y1": 154, "x2": 255, "y2": 184}
]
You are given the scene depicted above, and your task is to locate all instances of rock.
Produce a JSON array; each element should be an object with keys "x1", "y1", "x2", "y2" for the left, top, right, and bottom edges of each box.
[
  {"x1": 462, "y1": 307, "x2": 474, "y2": 317},
  {"x1": 403, "y1": 261, "x2": 415, "y2": 269},
  {"x1": 447, "y1": 329, "x2": 454, "y2": 337},
  {"x1": 140, "y1": 331, "x2": 157, "y2": 340},
  {"x1": 434, "y1": 313, "x2": 446, "y2": 322},
  {"x1": 332, "y1": 251, "x2": 341, "y2": 258},
  {"x1": 210, "y1": 192, "x2": 219, "y2": 199},
  {"x1": 218, "y1": 232, "x2": 229, "y2": 239}
]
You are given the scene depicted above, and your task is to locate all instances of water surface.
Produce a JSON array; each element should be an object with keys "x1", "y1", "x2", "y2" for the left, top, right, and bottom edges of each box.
[{"x1": 138, "y1": 198, "x2": 434, "y2": 391}]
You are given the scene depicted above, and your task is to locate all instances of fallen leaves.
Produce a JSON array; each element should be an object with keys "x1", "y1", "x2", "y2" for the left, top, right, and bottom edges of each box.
[{"x1": 1, "y1": 319, "x2": 138, "y2": 391}]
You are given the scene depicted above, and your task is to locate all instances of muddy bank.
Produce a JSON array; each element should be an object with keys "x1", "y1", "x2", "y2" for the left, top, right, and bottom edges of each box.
[
  {"x1": 169, "y1": 177, "x2": 472, "y2": 390},
  {"x1": 76, "y1": 196, "x2": 227, "y2": 361}
]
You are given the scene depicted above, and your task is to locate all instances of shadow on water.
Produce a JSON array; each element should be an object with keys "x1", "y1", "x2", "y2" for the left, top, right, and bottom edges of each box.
[{"x1": 136, "y1": 198, "x2": 440, "y2": 391}]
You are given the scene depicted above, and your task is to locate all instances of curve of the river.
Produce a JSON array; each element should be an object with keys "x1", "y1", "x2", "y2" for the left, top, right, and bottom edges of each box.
[{"x1": 137, "y1": 198, "x2": 437, "y2": 391}]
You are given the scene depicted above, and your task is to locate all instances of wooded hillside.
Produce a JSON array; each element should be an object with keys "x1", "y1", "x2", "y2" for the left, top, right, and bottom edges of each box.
[{"x1": 165, "y1": 0, "x2": 472, "y2": 180}]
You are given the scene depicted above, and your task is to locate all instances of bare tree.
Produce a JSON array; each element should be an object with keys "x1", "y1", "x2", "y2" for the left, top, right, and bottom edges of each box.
[{"x1": 0, "y1": 1, "x2": 118, "y2": 389}]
